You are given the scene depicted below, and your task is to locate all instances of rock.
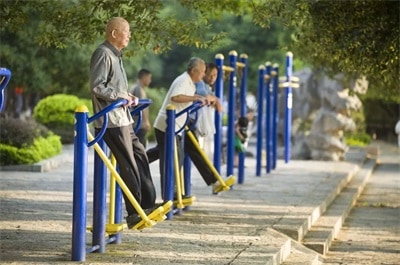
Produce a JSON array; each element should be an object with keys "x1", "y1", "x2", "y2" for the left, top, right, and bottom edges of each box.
[{"x1": 287, "y1": 68, "x2": 367, "y2": 160}]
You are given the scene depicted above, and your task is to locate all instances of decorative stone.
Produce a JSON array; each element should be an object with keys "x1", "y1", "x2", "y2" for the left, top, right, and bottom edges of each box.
[{"x1": 286, "y1": 68, "x2": 367, "y2": 161}]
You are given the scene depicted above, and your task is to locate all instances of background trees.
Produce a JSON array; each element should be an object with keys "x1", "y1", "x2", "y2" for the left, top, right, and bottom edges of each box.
[
  {"x1": 1, "y1": 0, "x2": 398, "y2": 138},
  {"x1": 2, "y1": 0, "x2": 398, "y2": 95}
]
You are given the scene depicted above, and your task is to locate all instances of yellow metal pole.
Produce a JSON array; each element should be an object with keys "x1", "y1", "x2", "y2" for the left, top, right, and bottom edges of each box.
[
  {"x1": 87, "y1": 131, "x2": 154, "y2": 228},
  {"x1": 184, "y1": 126, "x2": 235, "y2": 189},
  {"x1": 108, "y1": 155, "x2": 117, "y2": 224},
  {"x1": 173, "y1": 140, "x2": 184, "y2": 209}
]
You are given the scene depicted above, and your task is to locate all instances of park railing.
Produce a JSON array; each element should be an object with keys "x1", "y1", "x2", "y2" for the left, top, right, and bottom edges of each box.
[
  {"x1": 214, "y1": 51, "x2": 248, "y2": 183},
  {"x1": 255, "y1": 52, "x2": 299, "y2": 176}
]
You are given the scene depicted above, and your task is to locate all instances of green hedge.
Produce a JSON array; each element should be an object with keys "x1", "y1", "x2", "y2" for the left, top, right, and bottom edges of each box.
[
  {"x1": 33, "y1": 94, "x2": 93, "y2": 143},
  {"x1": 0, "y1": 117, "x2": 62, "y2": 166},
  {"x1": 345, "y1": 132, "x2": 372, "y2": 147},
  {"x1": 0, "y1": 135, "x2": 62, "y2": 166}
]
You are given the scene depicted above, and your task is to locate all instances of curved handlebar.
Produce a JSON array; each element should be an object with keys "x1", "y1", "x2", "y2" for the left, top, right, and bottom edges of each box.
[
  {"x1": 130, "y1": 98, "x2": 153, "y2": 116},
  {"x1": 87, "y1": 98, "x2": 152, "y2": 147},
  {"x1": 130, "y1": 99, "x2": 153, "y2": 134},
  {"x1": 0, "y1": 68, "x2": 12, "y2": 112},
  {"x1": 88, "y1": 99, "x2": 127, "y2": 124},
  {"x1": 176, "y1": 101, "x2": 203, "y2": 118},
  {"x1": 175, "y1": 101, "x2": 203, "y2": 135}
]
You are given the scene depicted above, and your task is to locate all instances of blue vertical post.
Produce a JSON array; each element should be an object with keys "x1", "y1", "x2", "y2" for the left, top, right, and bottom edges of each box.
[
  {"x1": 213, "y1": 54, "x2": 224, "y2": 174},
  {"x1": 284, "y1": 52, "x2": 293, "y2": 163},
  {"x1": 265, "y1": 62, "x2": 272, "y2": 173},
  {"x1": 92, "y1": 138, "x2": 107, "y2": 253},
  {"x1": 271, "y1": 64, "x2": 279, "y2": 169},
  {"x1": 238, "y1": 54, "x2": 248, "y2": 184},
  {"x1": 256, "y1": 65, "x2": 265, "y2": 177},
  {"x1": 71, "y1": 106, "x2": 89, "y2": 262},
  {"x1": 226, "y1": 50, "x2": 237, "y2": 177},
  {"x1": 164, "y1": 105, "x2": 176, "y2": 220}
]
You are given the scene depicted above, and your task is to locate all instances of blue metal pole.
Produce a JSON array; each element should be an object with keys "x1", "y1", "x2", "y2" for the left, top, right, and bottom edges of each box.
[
  {"x1": 238, "y1": 54, "x2": 248, "y2": 184},
  {"x1": 71, "y1": 106, "x2": 89, "y2": 262},
  {"x1": 0, "y1": 68, "x2": 12, "y2": 112},
  {"x1": 255, "y1": 65, "x2": 265, "y2": 176},
  {"x1": 164, "y1": 105, "x2": 176, "y2": 220},
  {"x1": 213, "y1": 54, "x2": 224, "y2": 174},
  {"x1": 92, "y1": 138, "x2": 107, "y2": 253},
  {"x1": 284, "y1": 52, "x2": 293, "y2": 163},
  {"x1": 226, "y1": 50, "x2": 237, "y2": 177},
  {"x1": 265, "y1": 62, "x2": 272, "y2": 173},
  {"x1": 113, "y1": 183, "x2": 123, "y2": 244},
  {"x1": 272, "y1": 64, "x2": 279, "y2": 169}
]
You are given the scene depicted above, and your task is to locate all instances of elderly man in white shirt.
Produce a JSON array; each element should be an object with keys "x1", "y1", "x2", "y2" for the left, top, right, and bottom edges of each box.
[{"x1": 148, "y1": 57, "x2": 228, "y2": 196}]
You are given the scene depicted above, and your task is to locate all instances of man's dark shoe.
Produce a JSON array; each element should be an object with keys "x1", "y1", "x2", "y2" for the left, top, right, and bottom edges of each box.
[
  {"x1": 126, "y1": 208, "x2": 154, "y2": 229},
  {"x1": 126, "y1": 214, "x2": 141, "y2": 229}
]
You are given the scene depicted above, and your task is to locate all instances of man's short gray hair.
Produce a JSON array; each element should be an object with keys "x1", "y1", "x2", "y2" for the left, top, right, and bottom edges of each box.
[{"x1": 187, "y1": 57, "x2": 205, "y2": 72}]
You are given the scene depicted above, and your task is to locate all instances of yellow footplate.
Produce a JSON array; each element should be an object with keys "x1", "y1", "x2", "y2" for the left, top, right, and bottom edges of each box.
[
  {"x1": 213, "y1": 175, "x2": 236, "y2": 193},
  {"x1": 86, "y1": 223, "x2": 125, "y2": 234},
  {"x1": 133, "y1": 207, "x2": 162, "y2": 230},
  {"x1": 134, "y1": 201, "x2": 173, "y2": 230},
  {"x1": 105, "y1": 223, "x2": 125, "y2": 234},
  {"x1": 161, "y1": 200, "x2": 173, "y2": 215},
  {"x1": 173, "y1": 196, "x2": 196, "y2": 208}
]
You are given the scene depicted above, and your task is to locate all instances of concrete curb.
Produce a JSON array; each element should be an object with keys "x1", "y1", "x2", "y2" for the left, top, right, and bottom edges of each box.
[
  {"x1": 231, "y1": 228, "x2": 292, "y2": 265},
  {"x1": 302, "y1": 157, "x2": 377, "y2": 254},
  {"x1": 282, "y1": 239, "x2": 322, "y2": 265},
  {"x1": 272, "y1": 163, "x2": 363, "y2": 242}
]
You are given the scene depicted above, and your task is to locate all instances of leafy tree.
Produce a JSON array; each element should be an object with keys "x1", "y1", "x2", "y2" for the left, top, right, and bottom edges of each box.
[
  {"x1": 1, "y1": 0, "x2": 398, "y2": 102},
  {"x1": 284, "y1": 0, "x2": 399, "y2": 102}
]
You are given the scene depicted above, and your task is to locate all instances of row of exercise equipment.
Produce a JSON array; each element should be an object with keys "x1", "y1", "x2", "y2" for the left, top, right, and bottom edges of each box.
[
  {"x1": 72, "y1": 99, "x2": 173, "y2": 261},
  {"x1": 211, "y1": 51, "x2": 297, "y2": 179},
  {"x1": 71, "y1": 50, "x2": 296, "y2": 261},
  {"x1": 255, "y1": 52, "x2": 299, "y2": 175},
  {"x1": 71, "y1": 98, "x2": 235, "y2": 261}
]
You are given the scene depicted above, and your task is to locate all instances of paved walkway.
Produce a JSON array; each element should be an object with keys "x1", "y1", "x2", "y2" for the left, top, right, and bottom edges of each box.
[
  {"x1": 323, "y1": 141, "x2": 400, "y2": 265},
  {"x1": 0, "y1": 140, "x2": 398, "y2": 264}
]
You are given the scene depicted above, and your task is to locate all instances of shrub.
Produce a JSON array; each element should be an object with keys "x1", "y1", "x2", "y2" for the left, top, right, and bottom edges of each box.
[
  {"x1": 0, "y1": 117, "x2": 62, "y2": 166},
  {"x1": 0, "y1": 135, "x2": 62, "y2": 166},
  {"x1": 345, "y1": 132, "x2": 372, "y2": 147},
  {"x1": 33, "y1": 94, "x2": 93, "y2": 143},
  {"x1": 0, "y1": 117, "x2": 50, "y2": 147}
]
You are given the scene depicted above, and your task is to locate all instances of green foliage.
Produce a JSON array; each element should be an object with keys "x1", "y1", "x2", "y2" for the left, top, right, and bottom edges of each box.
[
  {"x1": 33, "y1": 94, "x2": 93, "y2": 143},
  {"x1": 0, "y1": 117, "x2": 62, "y2": 166},
  {"x1": 0, "y1": 117, "x2": 51, "y2": 148},
  {"x1": 0, "y1": 135, "x2": 62, "y2": 166},
  {"x1": 289, "y1": 0, "x2": 399, "y2": 101},
  {"x1": 1, "y1": 0, "x2": 398, "y2": 103},
  {"x1": 361, "y1": 98, "x2": 399, "y2": 140},
  {"x1": 344, "y1": 132, "x2": 371, "y2": 147},
  {"x1": 0, "y1": 19, "x2": 93, "y2": 100}
]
